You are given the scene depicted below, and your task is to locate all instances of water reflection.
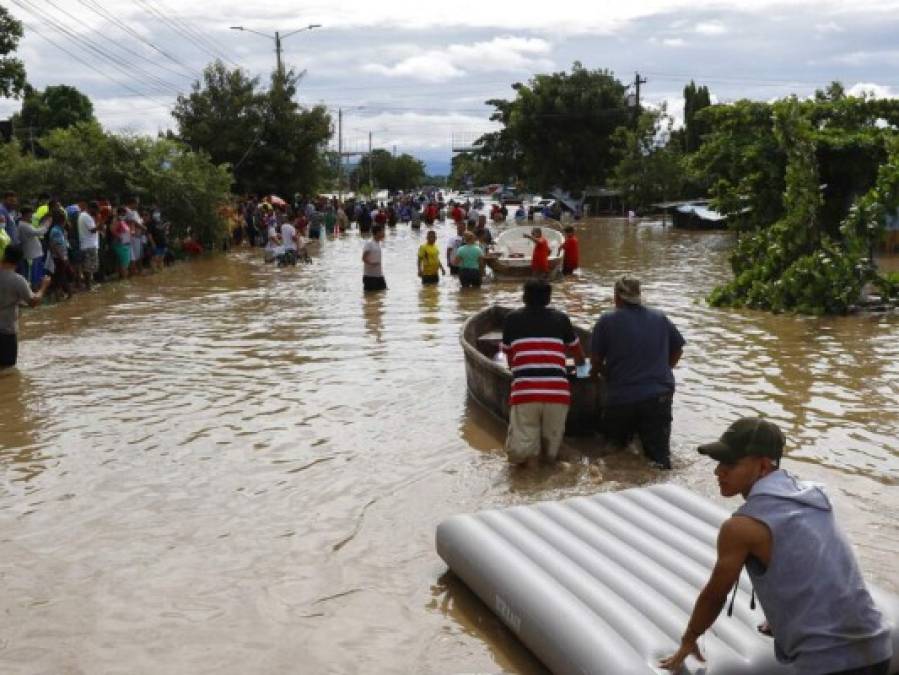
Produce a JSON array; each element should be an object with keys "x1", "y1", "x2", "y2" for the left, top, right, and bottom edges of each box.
[
  {"x1": 429, "y1": 571, "x2": 549, "y2": 675},
  {"x1": 363, "y1": 291, "x2": 386, "y2": 342},
  {"x1": 0, "y1": 368, "x2": 46, "y2": 485}
]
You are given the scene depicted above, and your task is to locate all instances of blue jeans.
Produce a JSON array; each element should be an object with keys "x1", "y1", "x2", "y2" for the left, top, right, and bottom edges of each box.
[{"x1": 27, "y1": 256, "x2": 45, "y2": 290}]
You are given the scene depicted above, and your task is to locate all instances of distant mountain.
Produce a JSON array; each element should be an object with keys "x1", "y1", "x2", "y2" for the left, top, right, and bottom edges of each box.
[{"x1": 424, "y1": 159, "x2": 451, "y2": 177}]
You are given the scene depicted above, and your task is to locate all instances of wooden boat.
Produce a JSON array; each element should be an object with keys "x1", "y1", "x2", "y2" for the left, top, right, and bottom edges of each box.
[
  {"x1": 460, "y1": 305, "x2": 603, "y2": 436},
  {"x1": 484, "y1": 225, "x2": 564, "y2": 280}
]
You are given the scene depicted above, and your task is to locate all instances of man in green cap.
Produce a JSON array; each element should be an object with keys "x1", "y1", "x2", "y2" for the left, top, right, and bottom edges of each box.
[{"x1": 660, "y1": 417, "x2": 892, "y2": 674}]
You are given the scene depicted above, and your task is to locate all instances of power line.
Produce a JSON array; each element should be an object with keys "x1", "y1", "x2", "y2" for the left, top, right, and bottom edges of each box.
[
  {"x1": 151, "y1": 0, "x2": 237, "y2": 64},
  {"x1": 75, "y1": 0, "x2": 200, "y2": 80},
  {"x1": 19, "y1": 20, "x2": 173, "y2": 109},
  {"x1": 30, "y1": 0, "x2": 185, "y2": 92},
  {"x1": 132, "y1": 0, "x2": 240, "y2": 68},
  {"x1": 10, "y1": 0, "x2": 184, "y2": 95},
  {"x1": 643, "y1": 70, "x2": 899, "y2": 89}
]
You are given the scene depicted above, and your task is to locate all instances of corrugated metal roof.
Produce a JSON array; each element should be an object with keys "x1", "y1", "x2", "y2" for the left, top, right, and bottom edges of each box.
[{"x1": 675, "y1": 203, "x2": 728, "y2": 221}]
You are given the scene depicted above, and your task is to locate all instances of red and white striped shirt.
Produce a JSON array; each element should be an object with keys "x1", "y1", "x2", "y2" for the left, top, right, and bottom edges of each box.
[{"x1": 501, "y1": 308, "x2": 580, "y2": 406}]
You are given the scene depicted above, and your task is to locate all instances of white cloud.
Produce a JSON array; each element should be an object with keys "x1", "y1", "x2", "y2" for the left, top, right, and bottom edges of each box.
[
  {"x1": 815, "y1": 20, "x2": 843, "y2": 33},
  {"x1": 846, "y1": 82, "x2": 898, "y2": 99},
  {"x1": 662, "y1": 38, "x2": 686, "y2": 47},
  {"x1": 365, "y1": 56, "x2": 466, "y2": 82},
  {"x1": 695, "y1": 21, "x2": 727, "y2": 35},
  {"x1": 831, "y1": 50, "x2": 899, "y2": 66},
  {"x1": 363, "y1": 36, "x2": 554, "y2": 83}
]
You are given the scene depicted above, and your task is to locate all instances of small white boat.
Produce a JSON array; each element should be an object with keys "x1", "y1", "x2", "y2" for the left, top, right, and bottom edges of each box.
[{"x1": 485, "y1": 225, "x2": 564, "y2": 279}]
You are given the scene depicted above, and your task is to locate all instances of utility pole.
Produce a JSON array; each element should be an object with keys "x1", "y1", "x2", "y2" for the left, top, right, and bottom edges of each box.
[
  {"x1": 368, "y1": 130, "x2": 373, "y2": 194},
  {"x1": 337, "y1": 108, "x2": 343, "y2": 201},
  {"x1": 274, "y1": 31, "x2": 282, "y2": 76},
  {"x1": 634, "y1": 71, "x2": 648, "y2": 115},
  {"x1": 230, "y1": 24, "x2": 321, "y2": 75},
  {"x1": 392, "y1": 144, "x2": 397, "y2": 157}
]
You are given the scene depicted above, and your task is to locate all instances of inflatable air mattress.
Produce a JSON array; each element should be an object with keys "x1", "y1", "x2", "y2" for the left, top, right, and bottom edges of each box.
[{"x1": 436, "y1": 484, "x2": 899, "y2": 674}]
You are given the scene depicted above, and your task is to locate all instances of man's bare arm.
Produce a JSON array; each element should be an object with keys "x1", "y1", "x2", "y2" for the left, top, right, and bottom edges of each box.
[
  {"x1": 669, "y1": 347, "x2": 683, "y2": 368},
  {"x1": 659, "y1": 516, "x2": 755, "y2": 671}
]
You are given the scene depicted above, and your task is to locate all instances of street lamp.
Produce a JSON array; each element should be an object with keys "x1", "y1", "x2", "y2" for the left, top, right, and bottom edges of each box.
[{"x1": 230, "y1": 24, "x2": 321, "y2": 75}]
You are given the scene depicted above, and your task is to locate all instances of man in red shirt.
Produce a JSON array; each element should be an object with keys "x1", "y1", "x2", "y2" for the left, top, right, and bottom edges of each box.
[
  {"x1": 525, "y1": 227, "x2": 550, "y2": 277},
  {"x1": 451, "y1": 203, "x2": 464, "y2": 224},
  {"x1": 560, "y1": 225, "x2": 579, "y2": 274}
]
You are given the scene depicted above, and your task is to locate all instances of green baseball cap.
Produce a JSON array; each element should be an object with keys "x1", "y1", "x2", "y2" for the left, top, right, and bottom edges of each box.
[{"x1": 698, "y1": 417, "x2": 785, "y2": 463}]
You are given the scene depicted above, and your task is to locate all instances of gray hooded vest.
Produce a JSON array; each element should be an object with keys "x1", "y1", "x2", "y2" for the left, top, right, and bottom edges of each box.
[{"x1": 736, "y1": 470, "x2": 892, "y2": 674}]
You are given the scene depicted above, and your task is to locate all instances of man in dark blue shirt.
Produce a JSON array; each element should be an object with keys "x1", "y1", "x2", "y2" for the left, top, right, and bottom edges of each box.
[{"x1": 590, "y1": 276, "x2": 685, "y2": 468}]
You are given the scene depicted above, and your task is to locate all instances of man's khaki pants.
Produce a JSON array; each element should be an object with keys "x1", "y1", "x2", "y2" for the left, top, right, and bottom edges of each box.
[{"x1": 505, "y1": 402, "x2": 569, "y2": 464}]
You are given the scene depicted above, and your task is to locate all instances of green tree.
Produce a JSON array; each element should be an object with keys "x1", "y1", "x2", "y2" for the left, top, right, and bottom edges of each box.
[
  {"x1": 173, "y1": 62, "x2": 332, "y2": 196},
  {"x1": 39, "y1": 120, "x2": 116, "y2": 198},
  {"x1": 351, "y1": 149, "x2": 426, "y2": 191},
  {"x1": 689, "y1": 100, "x2": 786, "y2": 229},
  {"x1": 611, "y1": 107, "x2": 686, "y2": 211},
  {"x1": 449, "y1": 150, "x2": 504, "y2": 189},
  {"x1": 12, "y1": 84, "x2": 95, "y2": 152},
  {"x1": 250, "y1": 68, "x2": 331, "y2": 197},
  {"x1": 0, "y1": 4, "x2": 26, "y2": 98},
  {"x1": 707, "y1": 96, "x2": 899, "y2": 314},
  {"x1": 682, "y1": 80, "x2": 711, "y2": 153},
  {"x1": 172, "y1": 60, "x2": 264, "y2": 192},
  {"x1": 391, "y1": 153, "x2": 426, "y2": 190},
  {"x1": 124, "y1": 136, "x2": 232, "y2": 248},
  {"x1": 479, "y1": 63, "x2": 630, "y2": 192},
  {"x1": 0, "y1": 140, "x2": 44, "y2": 195}
]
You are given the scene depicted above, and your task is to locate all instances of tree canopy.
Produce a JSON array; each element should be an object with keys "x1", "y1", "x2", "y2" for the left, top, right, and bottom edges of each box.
[
  {"x1": 472, "y1": 63, "x2": 631, "y2": 192},
  {"x1": 172, "y1": 60, "x2": 332, "y2": 197},
  {"x1": 706, "y1": 95, "x2": 899, "y2": 313},
  {"x1": 12, "y1": 84, "x2": 95, "y2": 152},
  {"x1": 610, "y1": 107, "x2": 686, "y2": 211},
  {"x1": 350, "y1": 148, "x2": 426, "y2": 192},
  {"x1": 0, "y1": 4, "x2": 26, "y2": 98}
]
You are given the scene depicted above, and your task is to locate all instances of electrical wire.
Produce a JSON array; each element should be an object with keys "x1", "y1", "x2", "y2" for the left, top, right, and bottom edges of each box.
[
  {"x1": 131, "y1": 0, "x2": 240, "y2": 68},
  {"x1": 29, "y1": 0, "x2": 185, "y2": 91},
  {"x1": 10, "y1": 0, "x2": 184, "y2": 95},
  {"x1": 74, "y1": 0, "x2": 200, "y2": 80},
  {"x1": 19, "y1": 20, "x2": 173, "y2": 109}
]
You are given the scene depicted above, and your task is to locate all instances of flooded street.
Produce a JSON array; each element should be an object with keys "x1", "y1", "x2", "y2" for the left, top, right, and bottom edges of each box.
[{"x1": 1, "y1": 217, "x2": 897, "y2": 674}]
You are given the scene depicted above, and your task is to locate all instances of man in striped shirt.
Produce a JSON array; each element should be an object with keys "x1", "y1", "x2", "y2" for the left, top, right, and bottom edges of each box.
[{"x1": 501, "y1": 279, "x2": 586, "y2": 466}]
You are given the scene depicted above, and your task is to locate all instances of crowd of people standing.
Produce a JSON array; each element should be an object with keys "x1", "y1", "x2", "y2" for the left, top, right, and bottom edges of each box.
[
  {"x1": 0, "y1": 191, "x2": 174, "y2": 298},
  {"x1": 0, "y1": 191, "x2": 177, "y2": 368}
]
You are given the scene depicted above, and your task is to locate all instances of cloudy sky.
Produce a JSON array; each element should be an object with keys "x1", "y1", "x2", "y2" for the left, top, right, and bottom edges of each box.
[{"x1": 2, "y1": 0, "x2": 899, "y2": 174}]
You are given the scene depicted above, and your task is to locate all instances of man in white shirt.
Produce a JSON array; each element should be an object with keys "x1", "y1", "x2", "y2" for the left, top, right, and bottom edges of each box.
[
  {"x1": 77, "y1": 201, "x2": 101, "y2": 289},
  {"x1": 362, "y1": 225, "x2": 386, "y2": 291},
  {"x1": 281, "y1": 221, "x2": 297, "y2": 251},
  {"x1": 278, "y1": 221, "x2": 298, "y2": 266},
  {"x1": 446, "y1": 221, "x2": 466, "y2": 276}
]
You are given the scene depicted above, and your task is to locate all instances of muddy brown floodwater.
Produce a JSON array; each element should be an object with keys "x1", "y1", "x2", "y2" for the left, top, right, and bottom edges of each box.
[{"x1": 1, "y1": 217, "x2": 897, "y2": 674}]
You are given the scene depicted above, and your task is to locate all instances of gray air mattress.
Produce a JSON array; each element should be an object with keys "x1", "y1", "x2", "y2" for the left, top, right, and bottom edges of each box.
[{"x1": 435, "y1": 484, "x2": 899, "y2": 675}]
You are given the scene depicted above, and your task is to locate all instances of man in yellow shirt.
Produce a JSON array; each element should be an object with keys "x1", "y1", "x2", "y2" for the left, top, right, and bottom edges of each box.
[{"x1": 417, "y1": 229, "x2": 445, "y2": 285}]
